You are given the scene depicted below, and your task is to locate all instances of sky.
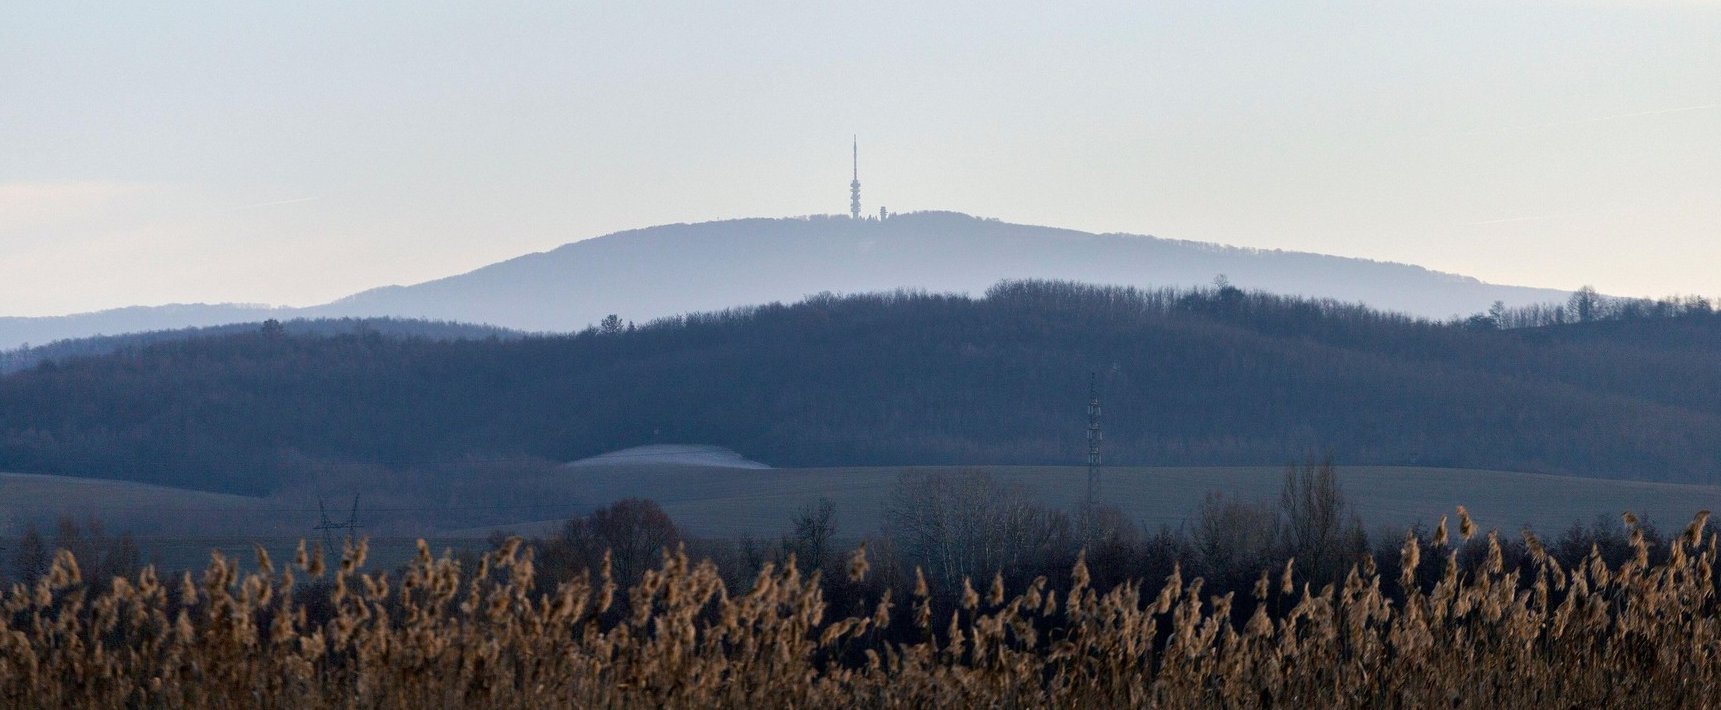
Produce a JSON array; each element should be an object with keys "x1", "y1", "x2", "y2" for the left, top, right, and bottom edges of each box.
[{"x1": 2, "y1": 1, "x2": 1718, "y2": 317}]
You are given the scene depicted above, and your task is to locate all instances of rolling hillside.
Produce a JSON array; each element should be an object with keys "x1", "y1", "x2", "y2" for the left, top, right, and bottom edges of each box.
[
  {"x1": 0, "y1": 317, "x2": 519, "y2": 374},
  {"x1": 0, "y1": 304, "x2": 289, "y2": 353},
  {"x1": 1, "y1": 281, "x2": 1717, "y2": 494},
  {"x1": 0, "y1": 212, "x2": 1574, "y2": 349},
  {"x1": 310, "y1": 212, "x2": 1573, "y2": 329},
  {"x1": 0, "y1": 472, "x2": 274, "y2": 536}
]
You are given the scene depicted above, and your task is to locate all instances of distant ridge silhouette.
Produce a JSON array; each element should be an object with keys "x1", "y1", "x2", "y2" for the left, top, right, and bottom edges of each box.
[{"x1": 0, "y1": 212, "x2": 1572, "y2": 349}]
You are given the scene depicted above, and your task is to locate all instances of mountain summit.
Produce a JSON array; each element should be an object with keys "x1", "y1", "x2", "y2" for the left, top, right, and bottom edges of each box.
[
  {"x1": 2, "y1": 212, "x2": 1570, "y2": 348},
  {"x1": 311, "y1": 212, "x2": 1569, "y2": 330}
]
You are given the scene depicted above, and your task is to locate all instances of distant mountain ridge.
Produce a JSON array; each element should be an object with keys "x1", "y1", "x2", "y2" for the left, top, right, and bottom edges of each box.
[
  {"x1": 0, "y1": 304, "x2": 289, "y2": 352},
  {"x1": 0, "y1": 212, "x2": 1575, "y2": 349},
  {"x1": 0, "y1": 317, "x2": 519, "y2": 374}
]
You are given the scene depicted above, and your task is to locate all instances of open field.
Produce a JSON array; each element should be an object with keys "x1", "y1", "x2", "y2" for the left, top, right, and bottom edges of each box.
[
  {"x1": 10, "y1": 465, "x2": 1721, "y2": 570},
  {"x1": 467, "y1": 464, "x2": 1721, "y2": 540},
  {"x1": 0, "y1": 472, "x2": 278, "y2": 535}
]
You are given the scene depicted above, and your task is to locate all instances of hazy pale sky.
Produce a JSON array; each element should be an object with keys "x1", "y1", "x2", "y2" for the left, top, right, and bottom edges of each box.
[{"x1": 3, "y1": 1, "x2": 1717, "y2": 316}]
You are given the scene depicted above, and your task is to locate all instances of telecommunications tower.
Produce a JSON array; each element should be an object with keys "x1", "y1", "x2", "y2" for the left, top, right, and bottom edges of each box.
[{"x1": 850, "y1": 136, "x2": 862, "y2": 219}]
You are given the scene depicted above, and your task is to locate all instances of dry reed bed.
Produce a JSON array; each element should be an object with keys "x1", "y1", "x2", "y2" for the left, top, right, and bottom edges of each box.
[{"x1": 3, "y1": 508, "x2": 1718, "y2": 708}]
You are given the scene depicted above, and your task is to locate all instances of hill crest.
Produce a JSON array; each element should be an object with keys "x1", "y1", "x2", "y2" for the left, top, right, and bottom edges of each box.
[
  {"x1": 2, "y1": 280, "x2": 1717, "y2": 494},
  {"x1": 0, "y1": 212, "x2": 1572, "y2": 348}
]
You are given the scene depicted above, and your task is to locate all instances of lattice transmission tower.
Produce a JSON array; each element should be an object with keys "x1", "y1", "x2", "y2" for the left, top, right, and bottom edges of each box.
[
  {"x1": 1086, "y1": 372, "x2": 1103, "y2": 507},
  {"x1": 314, "y1": 494, "x2": 363, "y2": 552}
]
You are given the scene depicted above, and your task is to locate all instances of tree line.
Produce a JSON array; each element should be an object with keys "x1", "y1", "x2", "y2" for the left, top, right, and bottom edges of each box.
[
  {"x1": 2, "y1": 280, "x2": 1720, "y2": 494},
  {"x1": 497, "y1": 463, "x2": 1712, "y2": 642},
  {"x1": 5, "y1": 462, "x2": 1704, "y2": 638},
  {"x1": 1462, "y1": 285, "x2": 1717, "y2": 331},
  {"x1": 0, "y1": 316, "x2": 517, "y2": 374}
]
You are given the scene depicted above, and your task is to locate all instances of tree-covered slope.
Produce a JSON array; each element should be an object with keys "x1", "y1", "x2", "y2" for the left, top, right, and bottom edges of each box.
[
  {"x1": 0, "y1": 317, "x2": 519, "y2": 374},
  {"x1": 314, "y1": 212, "x2": 1573, "y2": 329},
  {"x1": 2, "y1": 281, "x2": 1718, "y2": 494},
  {"x1": 0, "y1": 212, "x2": 1576, "y2": 350}
]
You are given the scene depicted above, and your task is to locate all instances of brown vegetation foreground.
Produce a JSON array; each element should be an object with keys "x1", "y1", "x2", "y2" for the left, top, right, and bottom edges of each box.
[{"x1": 3, "y1": 509, "x2": 1719, "y2": 708}]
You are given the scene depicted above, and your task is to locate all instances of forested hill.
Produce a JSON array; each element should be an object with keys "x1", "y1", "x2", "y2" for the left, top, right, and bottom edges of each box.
[
  {"x1": 0, "y1": 212, "x2": 1576, "y2": 350},
  {"x1": 2, "y1": 281, "x2": 1719, "y2": 495},
  {"x1": 0, "y1": 317, "x2": 519, "y2": 374}
]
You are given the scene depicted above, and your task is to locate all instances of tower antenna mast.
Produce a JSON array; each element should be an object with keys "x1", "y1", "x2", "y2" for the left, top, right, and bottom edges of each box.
[{"x1": 849, "y1": 136, "x2": 862, "y2": 219}]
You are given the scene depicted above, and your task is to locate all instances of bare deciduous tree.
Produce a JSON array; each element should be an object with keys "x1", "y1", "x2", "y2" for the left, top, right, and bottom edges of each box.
[
  {"x1": 883, "y1": 469, "x2": 1070, "y2": 595},
  {"x1": 786, "y1": 497, "x2": 837, "y2": 574},
  {"x1": 1193, "y1": 493, "x2": 1278, "y2": 589},
  {"x1": 543, "y1": 498, "x2": 682, "y2": 586},
  {"x1": 1278, "y1": 459, "x2": 1367, "y2": 586}
]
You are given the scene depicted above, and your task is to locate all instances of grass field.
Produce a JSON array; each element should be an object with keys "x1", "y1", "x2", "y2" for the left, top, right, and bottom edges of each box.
[
  {"x1": 0, "y1": 472, "x2": 278, "y2": 535},
  {"x1": 9, "y1": 465, "x2": 1721, "y2": 571},
  {"x1": 466, "y1": 464, "x2": 1721, "y2": 540}
]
